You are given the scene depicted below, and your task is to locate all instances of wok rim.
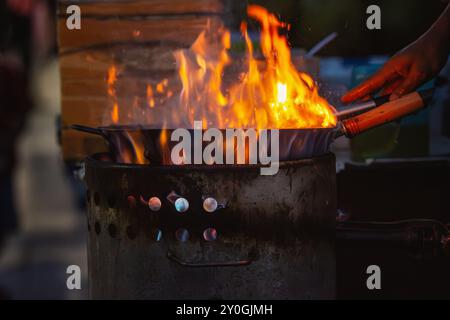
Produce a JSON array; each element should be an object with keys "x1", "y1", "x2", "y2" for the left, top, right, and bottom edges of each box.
[{"x1": 95, "y1": 124, "x2": 338, "y2": 133}]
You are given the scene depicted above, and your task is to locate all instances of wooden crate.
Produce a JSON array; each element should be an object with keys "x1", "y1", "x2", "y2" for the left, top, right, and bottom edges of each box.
[{"x1": 58, "y1": 0, "x2": 225, "y2": 162}]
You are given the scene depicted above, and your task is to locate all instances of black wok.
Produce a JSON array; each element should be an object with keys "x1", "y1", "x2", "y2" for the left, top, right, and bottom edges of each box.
[{"x1": 71, "y1": 89, "x2": 433, "y2": 165}]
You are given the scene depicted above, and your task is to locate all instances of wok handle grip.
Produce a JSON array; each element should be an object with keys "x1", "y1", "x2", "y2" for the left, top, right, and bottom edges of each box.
[{"x1": 341, "y1": 90, "x2": 431, "y2": 138}]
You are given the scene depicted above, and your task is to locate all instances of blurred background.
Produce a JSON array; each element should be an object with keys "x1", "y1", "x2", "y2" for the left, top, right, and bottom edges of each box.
[
  {"x1": 0, "y1": 0, "x2": 87, "y2": 299},
  {"x1": 233, "y1": 0, "x2": 448, "y2": 56},
  {"x1": 0, "y1": 0, "x2": 448, "y2": 299}
]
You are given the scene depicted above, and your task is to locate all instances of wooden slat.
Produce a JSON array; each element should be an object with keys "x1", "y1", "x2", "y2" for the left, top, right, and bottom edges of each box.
[
  {"x1": 61, "y1": 76, "x2": 181, "y2": 98},
  {"x1": 58, "y1": 15, "x2": 221, "y2": 51},
  {"x1": 61, "y1": 94, "x2": 180, "y2": 127},
  {"x1": 62, "y1": 97, "x2": 110, "y2": 127},
  {"x1": 59, "y1": 46, "x2": 178, "y2": 81},
  {"x1": 58, "y1": 0, "x2": 224, "y2": 16},
  {"x1": 61, "y1": 131, "x2": 108, "y2": 162},
  {"x1": 58, "y1": 0, "x2": 226, "y2": 162}
]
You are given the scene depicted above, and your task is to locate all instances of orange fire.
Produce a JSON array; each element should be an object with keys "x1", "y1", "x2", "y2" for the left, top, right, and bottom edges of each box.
[
  {"x1": 147, "y1": 84, "x2": 155, "y2": 108},
  {"x1": 111, "y1": 102, "x2": 119, "y2": 124},
  {"x1": 173, "y1": 5, "x2": 336, "y2": 129},
  {"x1": 107, "y1": 65, "x2": 119, "y2": 124},
  {"x1": 105, "y1": 5, "x2": 337, "y2": 165}
]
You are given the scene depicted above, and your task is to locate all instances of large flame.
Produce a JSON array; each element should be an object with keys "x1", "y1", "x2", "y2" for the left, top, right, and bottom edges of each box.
[
  {"x1": 105, "y1": 5, "x2": 337, "y2": 165},
  {"x1": 173, "y1": 5, "x2": 336, "y2": 129}
]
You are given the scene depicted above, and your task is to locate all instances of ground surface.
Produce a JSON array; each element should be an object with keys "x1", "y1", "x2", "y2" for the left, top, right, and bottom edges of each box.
[{"x1": 0, "y1": 60, "x2": 88, "y2": 300}]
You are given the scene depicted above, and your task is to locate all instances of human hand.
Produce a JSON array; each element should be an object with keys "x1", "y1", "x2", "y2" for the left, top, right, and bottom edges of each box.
[{"x1": 341, "y1": 34, "x2": 448, "y2": 104}]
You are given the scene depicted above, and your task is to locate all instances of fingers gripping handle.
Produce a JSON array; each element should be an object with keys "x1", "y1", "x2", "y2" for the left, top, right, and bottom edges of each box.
[{"x1": 340, "y1": 91, "x2": 431, "y2": 138}]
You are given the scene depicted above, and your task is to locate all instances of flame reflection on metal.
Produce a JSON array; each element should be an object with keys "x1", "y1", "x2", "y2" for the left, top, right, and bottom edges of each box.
[
  {"x1": 148, "y1": 197, "x2": 162, "y2": 211},
  {"x1": 175, "y1": 198, "x2": 189, "y2": 213},
  {"x1": 203, "y1": 197, "x2": 218, "y2": 213},
  {"x1": 155, "y1": 229, "x2": 163, "y2": 242},
  {"x1": 175, "y1": 228, "x2": 189, "y2": 242},
  {"x1": 203, "y1": 228, "x2": 218, "y2": 241}
]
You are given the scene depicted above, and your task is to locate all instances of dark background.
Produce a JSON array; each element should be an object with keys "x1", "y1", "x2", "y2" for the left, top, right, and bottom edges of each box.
[{"x1": 229, "y1": 0, "x2": 448, "y2": 56}]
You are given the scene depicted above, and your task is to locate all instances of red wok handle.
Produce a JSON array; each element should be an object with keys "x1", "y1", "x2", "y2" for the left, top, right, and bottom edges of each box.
[{"x1": 340, "y1": 89, "x2": 433, "y2": 138}]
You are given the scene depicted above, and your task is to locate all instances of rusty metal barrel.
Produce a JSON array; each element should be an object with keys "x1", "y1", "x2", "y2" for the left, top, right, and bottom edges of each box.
[{"x1": 84, "y1": 153, "x2": 336, "y2": 299}]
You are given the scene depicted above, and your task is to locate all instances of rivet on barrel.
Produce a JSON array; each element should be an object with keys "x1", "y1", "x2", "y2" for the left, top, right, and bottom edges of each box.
[
  {"x1": 203, "y1": 197, "x2": 218, "y2": 213},
  {"x1": 148, "y1": 197, "x2": 162, "y2": 211}
]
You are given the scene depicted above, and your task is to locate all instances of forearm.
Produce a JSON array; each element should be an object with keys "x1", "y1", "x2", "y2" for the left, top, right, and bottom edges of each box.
[
  {"x1": 342, "y1": 3, "x2": 450, "y2": 103},
  {"x1": 423, "y1": 3, "x2": 450, "y2": 55}
]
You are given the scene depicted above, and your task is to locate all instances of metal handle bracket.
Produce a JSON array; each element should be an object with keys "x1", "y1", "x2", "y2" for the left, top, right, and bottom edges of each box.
[{"x1": 167, "y1": 251, "x2": 253, "y2": 268}]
